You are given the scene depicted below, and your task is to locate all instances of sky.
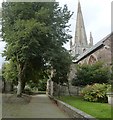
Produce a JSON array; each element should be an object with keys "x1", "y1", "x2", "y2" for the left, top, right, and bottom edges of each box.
[
  {"x1": 57, "y1": 0, "x2": 112, "y2": 49},
  {"x1": 0, "y1": 0, "x2": 112, "y2": 69}
]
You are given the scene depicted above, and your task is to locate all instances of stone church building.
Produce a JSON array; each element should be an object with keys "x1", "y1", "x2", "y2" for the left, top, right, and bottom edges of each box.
[
  {"x1": 47, "y1": 1, "x2": 112, "y2": 96},
  {"x1": 70, "y1": 1, "x2": 112, "y2": 66},
  {"x1": 69, "y1": 0, "x2": 112, "y2": 86},
  {"x1": 74, "y1": 33, "x2": 112, "y2": 65}
]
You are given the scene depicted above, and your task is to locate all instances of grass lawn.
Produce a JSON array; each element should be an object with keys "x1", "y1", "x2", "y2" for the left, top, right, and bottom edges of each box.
[{"x1": 58, "y1": 96, "x2": 112, "y2": 119}]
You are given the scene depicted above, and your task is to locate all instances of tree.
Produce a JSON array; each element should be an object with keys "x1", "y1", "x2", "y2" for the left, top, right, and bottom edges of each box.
[
  {"x1": 1, "y1": 61, "x2": 18, "y2": 92},
  {"x1": 51, "y1": 48, "x2": 72, "y2": 96},
  {"x1": 3, "y1": 61, "x2": 18, "y2": 85},
  {"x1": 72, "y1": 62, "x2": 111, "y2": 86},
  {"x1": 38, "y1": 79, "x2": 47, "y2": 91},
  {"x1": 2, "y1": 2, "x2": 73, "y2": 96}
]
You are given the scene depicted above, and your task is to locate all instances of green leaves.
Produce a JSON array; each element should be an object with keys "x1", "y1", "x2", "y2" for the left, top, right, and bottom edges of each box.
[
  {"x1": 51, "y1": 48, "x2": 72, "y2": 84},
  {"x1": 72, "y1": 62, "x2": 110, "y2": 86},
  {"x1": 2, "y1": 61, "x2": 18, "y2": 85},
  {"x1": 81, "y1": 83, "x2": 111, "y2": 102},
  {"x1": 2, "y1": 2, "x2": 73, "y2": 90}
]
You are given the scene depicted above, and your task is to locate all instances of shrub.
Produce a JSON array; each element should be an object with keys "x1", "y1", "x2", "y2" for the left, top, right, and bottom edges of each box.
[
  {"x1": 80, "y1": 83, "x2": 111, "y2": 102},
  {"x1": 72, "y1": 62, "x2": 111, "y2": 86}
]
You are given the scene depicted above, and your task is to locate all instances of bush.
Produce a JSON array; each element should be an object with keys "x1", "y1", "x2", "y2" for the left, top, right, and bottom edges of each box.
[
  {"x1": 72, "y1": 62, "x2": 110, "y2": 86},
  {"x1": 80, "y1": 83, "x2": 111, "y2": 102}
]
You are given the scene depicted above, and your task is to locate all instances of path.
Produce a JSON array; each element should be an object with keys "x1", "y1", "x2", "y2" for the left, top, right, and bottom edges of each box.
[{"x1": 2, "y1": 94, "x2": 69, "y2": 118}]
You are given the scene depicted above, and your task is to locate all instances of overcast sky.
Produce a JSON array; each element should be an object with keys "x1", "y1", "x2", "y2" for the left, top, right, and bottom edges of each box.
[
  {"x1": 0, "y1": 0, "x2": 112, "y2": 69},
  {"x1": 57, "y1": 0, "x2": 112, "y2": 49}
]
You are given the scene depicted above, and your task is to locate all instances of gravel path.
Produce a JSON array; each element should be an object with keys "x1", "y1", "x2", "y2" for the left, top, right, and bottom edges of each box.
[{"x1": 2, "y1": 94, "x2": 69, "y2": 118}]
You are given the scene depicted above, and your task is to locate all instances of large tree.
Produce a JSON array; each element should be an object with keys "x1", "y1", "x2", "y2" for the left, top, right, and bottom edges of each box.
[{"x1": 2, "y1": 2, "x2": 73, "y2": 96}]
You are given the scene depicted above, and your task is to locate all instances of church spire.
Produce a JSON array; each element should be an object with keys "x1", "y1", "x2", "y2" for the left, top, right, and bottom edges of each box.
[
  {"x1": 74, "y1": 0, "x2": 88, "y2": 55},
  {"x1": 89, "y1": 32, "x2": 93, "y2": 47}
]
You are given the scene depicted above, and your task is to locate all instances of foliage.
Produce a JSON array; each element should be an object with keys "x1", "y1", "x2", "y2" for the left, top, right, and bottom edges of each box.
[
  {"x1": 2, "y1": 2, "x2": 72, "y2": 64},
  {"x1": 107, "y1": 84, "x2": 112, "y2": 92},
  {"x1": 80, "y1": 83, "x2": 111, "y2": 102},
  {"x1": 2, "y1": 2, "x2": 73, "y2": 96},
  {"x1": 1, "y1": 63, "x2": 6, "y2": 89},
  {"x1": 51, "y1": 49, "x2": 72, "y2": 85},
  {"x1": 38, "y1": 79, "x2": 47, "y2": 91},
  {"x1": 111, "y1": 61, "x2": 113, "y2": 91},
  {"x1": 3, "y1": 60, "x2": 18, "y2": 85},
  {"x1": 58, "y1": 96, "x2": 111, "y2": 119},
  {"x1": 72, "y1": 62, "x2": 110, "y2": 86}
]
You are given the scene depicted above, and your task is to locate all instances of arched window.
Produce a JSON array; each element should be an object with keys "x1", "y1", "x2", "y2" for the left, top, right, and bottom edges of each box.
[{"x1": 88, "y1": 55, "x2": 97, "y2": 64}]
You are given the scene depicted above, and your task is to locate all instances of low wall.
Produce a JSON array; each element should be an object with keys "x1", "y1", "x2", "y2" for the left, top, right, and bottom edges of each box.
[{"x1": 49, "y1": 95, "x2": 96, "y2": 119}]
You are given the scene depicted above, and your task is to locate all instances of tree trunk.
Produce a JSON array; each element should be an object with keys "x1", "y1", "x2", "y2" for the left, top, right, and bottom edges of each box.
[
  {"x1": 17, "y1": 62, "x2": 27, "y2": 97},
  {"x1": 17, "y1": 77, "x2": 26, "y2": 97},
  {"x1": 17, "y1": 79, "x2": 22, "y2": 97},
  {"x1": 10, "y1": 82, "x2": 14, "y2": 92},
  {"x1": 2, "y1": 80, "x2": 6, "y2": 93},
  {"x1": 22, "y1": 80, "x2": 26, "y2": 93},
  {"x1": 67, "y1": 81, "x2": 71, "y2": 96}
]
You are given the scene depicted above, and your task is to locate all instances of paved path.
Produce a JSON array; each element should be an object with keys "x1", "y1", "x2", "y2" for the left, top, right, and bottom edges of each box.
[{"x1": 2, "y1": 94, "x2": 69, "y2": 118}]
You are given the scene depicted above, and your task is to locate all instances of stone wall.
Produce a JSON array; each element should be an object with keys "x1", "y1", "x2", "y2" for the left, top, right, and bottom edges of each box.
[
  {"x1": 78, "y1": 36, "x2": 111, "y2": 65},
  {"x1": 2, "y1": 81, "x2": 13, "y2": 93},
  {"x1": 47, "y1": 80, "x2": 82, "y2": 96}
]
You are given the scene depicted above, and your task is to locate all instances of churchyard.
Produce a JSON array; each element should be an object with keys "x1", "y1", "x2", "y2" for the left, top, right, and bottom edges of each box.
[{"x1": 0, "y1": 1, "x2": 113, "y2": 119}]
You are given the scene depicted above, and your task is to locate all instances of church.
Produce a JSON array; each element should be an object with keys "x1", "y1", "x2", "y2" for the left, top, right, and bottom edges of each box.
[
  {"x1": 70, "y1": 1, "x2": 112, "y2": 66},
  {"x1": 68, "y1": 1, "x2": 112, "y2": 87}
]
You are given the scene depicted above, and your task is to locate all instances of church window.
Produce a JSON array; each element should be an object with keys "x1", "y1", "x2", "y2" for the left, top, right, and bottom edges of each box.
[{"x1": 88, "y1": 55, "x2": 97, "y2": 64}]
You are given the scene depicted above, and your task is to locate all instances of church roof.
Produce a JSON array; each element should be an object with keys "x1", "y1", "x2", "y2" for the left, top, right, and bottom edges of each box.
[{"x1": 73, "y1": 32, "x2": 112, "y2": 63}]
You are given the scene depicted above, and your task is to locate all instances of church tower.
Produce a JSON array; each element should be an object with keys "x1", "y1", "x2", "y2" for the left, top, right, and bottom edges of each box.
[{"x1": 70, "y1": 1, "x2": 92, "y2": 57}]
